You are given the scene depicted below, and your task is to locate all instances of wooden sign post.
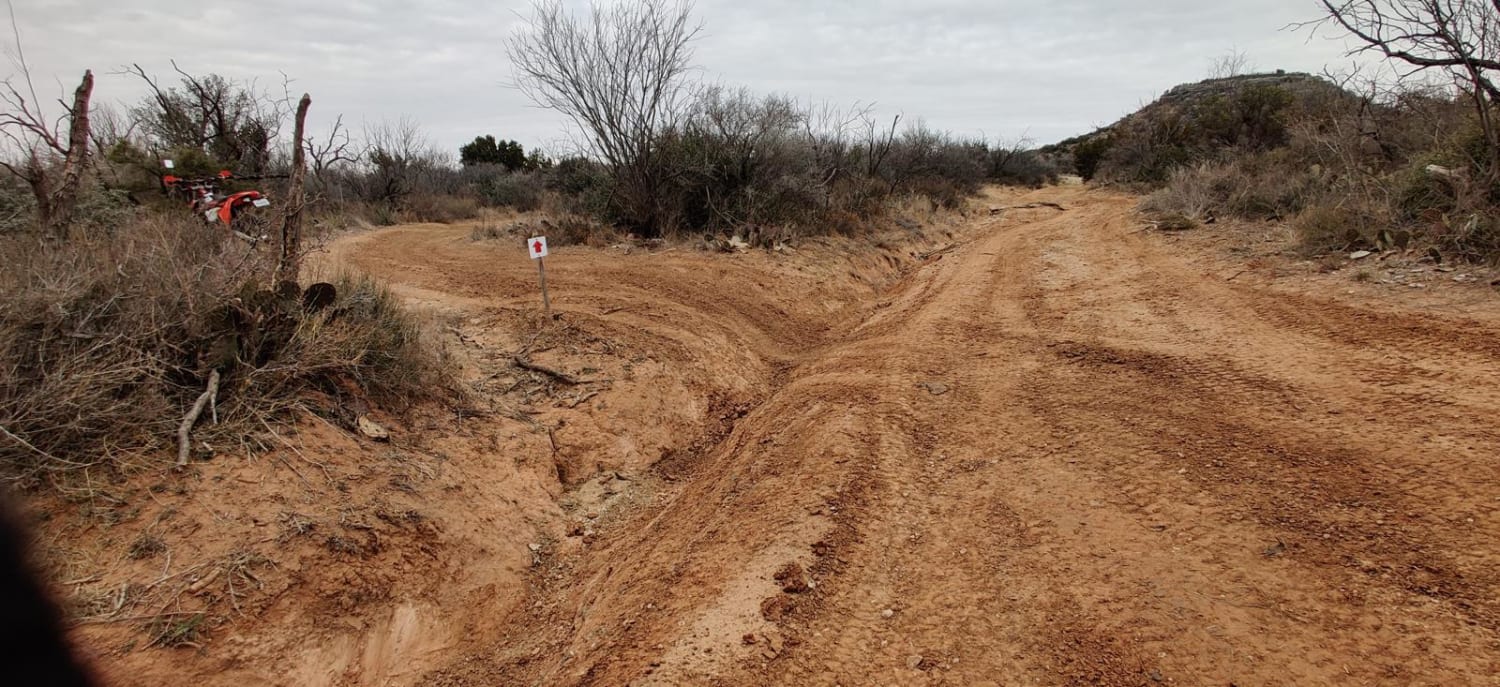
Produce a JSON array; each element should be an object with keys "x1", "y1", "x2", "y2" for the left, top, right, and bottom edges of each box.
[{"x1": 528, "y1": 236, "x2": 551, "y2": 314}]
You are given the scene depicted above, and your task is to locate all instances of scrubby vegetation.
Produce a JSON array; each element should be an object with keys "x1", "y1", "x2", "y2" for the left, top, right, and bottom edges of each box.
[
  {"x1": 500, "y1": 0, "x2": 1054, "y2": 238},
  {"x1": 1052, "y1": 68, "x2": 1500, "y2": 261},
  {"x1": 0, "y1": 212, "x2": 455, "y2": 483},
  {"x1": 0, "y1": 1, "x2": 1058, "y2": 483},
  {"x1": 0, "y1": 65, "x2": 460, "y2": 483},
  {"x1": 1049, "y1": 0, "x2": 1500, "y2": 264}
]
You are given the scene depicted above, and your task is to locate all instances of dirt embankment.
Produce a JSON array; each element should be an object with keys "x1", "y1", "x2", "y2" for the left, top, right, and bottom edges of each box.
[
  {"x1": 49, "y1": 203, "x2": 959, "y2": 686},
  {"x1": 54, "y1": 186, "x2": 1500, "y2": 686}
]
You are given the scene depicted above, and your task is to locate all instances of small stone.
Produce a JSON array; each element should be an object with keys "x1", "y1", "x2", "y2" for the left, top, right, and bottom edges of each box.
[
  {"x1": 919, "y1": 381, "x2": 950, "y2": 395},
  {"x1": 906, "y1": 654, "x2": 924, "y2": 670},
  {"x1": 881, "y1": 608, "x2": 895, "y2": 619},
  {"x1": 1349, "y1": 250, "x2": 1373, "y2": 260},
  {"x1": 356, "y1": 415, "x2": 390, "y2": 441},
  {"x1": 527, "y1": 543, "x2": 542, "y2": 552}
]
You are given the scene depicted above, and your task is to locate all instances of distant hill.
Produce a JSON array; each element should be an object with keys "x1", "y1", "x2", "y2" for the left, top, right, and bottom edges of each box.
[{"x1": 1041, "y1": 72, "x2": 1355, "y2": 184}]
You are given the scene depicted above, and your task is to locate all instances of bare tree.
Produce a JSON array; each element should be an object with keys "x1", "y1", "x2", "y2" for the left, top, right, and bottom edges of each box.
[
  {"x1": 507, "y1": 0, "x2": 701, "y2": 233},
  {"x1": 361, "y1": 117, "x2": 447, "y2": 207},
  {"x1": 0, "y1": 63, "x2": 93, "y2": 237},
  {"x1": 802, "y1": 101, "x2": 870, "y2": 195},
  {"x1": 860, "y1": 112, "x2": 901, "y2": 180},
  {"x1": 307, "y1": 114, "x2": 356, "y2": 178},
  {"x1": 125, "y1": 62, "x2": 285, "y2": 174},
  {"x1": 1208, "y1": 49, "x2": 1254, "y2": 79},
  {"x1": 1313, "y1": 1, "x2": 1500, "y2": 176}
]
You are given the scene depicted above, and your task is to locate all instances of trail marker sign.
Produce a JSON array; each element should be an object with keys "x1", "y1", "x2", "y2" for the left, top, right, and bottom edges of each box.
[{"x1": 528, "y1": 236, "x2": 551, "y2": 314}]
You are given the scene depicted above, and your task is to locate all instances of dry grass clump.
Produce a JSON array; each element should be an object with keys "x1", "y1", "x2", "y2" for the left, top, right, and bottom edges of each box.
[{"x1": 0, "y1": 212, "x2": 456, "y2": 485}]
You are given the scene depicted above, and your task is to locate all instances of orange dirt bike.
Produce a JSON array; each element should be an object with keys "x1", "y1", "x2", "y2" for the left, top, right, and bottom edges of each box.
[{"x1": 161, "y1": 162, "x2": 284, "y2": 244}]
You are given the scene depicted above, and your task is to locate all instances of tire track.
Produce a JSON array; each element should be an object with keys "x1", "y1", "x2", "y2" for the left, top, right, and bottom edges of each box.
[{"x1": 411, "y1": 187, "x2": 1500, "y2": 686}]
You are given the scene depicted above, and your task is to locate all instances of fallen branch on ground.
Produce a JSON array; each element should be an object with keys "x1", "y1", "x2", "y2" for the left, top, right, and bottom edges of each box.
[
  {"x1": 991, "y1": 202, "x2": 1067, "y2": 214},
  {"x1": 513, "y1": 358, "x2": 584, "y2": 385},
  {"x1": 176, "y1": 370, "x2": 221, "y2": 467},
  {"x1": 512, "y1": 358, "x2": 614, "y2": 389}
]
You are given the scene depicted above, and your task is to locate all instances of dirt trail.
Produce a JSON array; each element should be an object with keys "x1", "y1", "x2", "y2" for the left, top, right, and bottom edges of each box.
[{"x1": 333, "y1": 186, "x2": 1500, "y2": 686}]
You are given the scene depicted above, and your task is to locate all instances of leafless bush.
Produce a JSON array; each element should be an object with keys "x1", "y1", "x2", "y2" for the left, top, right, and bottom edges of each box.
[
  {"x1": 359, "y1": 118, "x2": 455, "y2": 208},
  {"x1": 882, "y1": 122, "x2": 989, "y2": 205},
  {"x1": 1207, "y1": 49, "x2": 1254, "y2": 80},
  {"x1": 1140, "y1": 162, "x2": 1228, "y2": 221},
  {"x1": 989, "y1": 138, "x2": 1059, "y2": 187},
  {"x1": 1144, "y1": 153, "x2": 1325, "y2": 223}
]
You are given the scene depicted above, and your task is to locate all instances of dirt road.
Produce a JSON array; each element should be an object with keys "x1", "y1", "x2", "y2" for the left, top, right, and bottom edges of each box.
[{"x1": 340, "y1": 186, "x2": 1500, "y2": 686}]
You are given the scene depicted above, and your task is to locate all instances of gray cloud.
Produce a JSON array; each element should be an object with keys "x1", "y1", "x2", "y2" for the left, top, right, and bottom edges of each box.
[{"x1": 14, "y1": 0, "x2": 1358, "y2": 155}]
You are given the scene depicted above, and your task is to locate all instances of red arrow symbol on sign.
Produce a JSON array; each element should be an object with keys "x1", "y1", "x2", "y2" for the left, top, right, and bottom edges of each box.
[{"x1": 532, "y1": 240, "x2": 543, "y2": 254}]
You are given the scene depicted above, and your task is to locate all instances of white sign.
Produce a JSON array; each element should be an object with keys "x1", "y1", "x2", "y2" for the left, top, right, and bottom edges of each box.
[
  {"x1": 252, "y1": 198, "x2": 271, "y2": 208},
  {"x1": 162, "y1": 159, "x2": 175, "y2": 169},
  {"x1": 528, "y1": 236, "x2": 549, "y2": 260}
]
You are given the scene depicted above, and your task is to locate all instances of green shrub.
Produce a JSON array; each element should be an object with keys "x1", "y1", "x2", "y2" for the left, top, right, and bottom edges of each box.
[
  {"x1": 546, "y1": 157, "x2": 616, "y2": 219},
  {"x1": 0, "y1": 178, "x2": 36, "y2": 234},
  {"x1": 475, "y1": 172, "x2": 545, "y2": 212},
  {"x1": 1393, "y1": 165, "x2": 1456, "y2": 220},
  {"x1": 1072, "y1": 135, "x2": 1114, "y2": 180},
  {"x1": 73, "y1": 186, "x2": 138, "y2": 233},
  {"x1": 369, "y1": 203, "x2": 399, "y2": 226}
]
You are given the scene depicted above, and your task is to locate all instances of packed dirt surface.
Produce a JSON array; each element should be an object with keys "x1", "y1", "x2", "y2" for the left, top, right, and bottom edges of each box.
[{"x1": 69, "y1": 186, "x2": 1500, "y2": 685}]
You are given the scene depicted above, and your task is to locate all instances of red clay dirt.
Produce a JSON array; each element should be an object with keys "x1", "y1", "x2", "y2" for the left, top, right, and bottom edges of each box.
[{"x1": 59, "y1": 186, "x2": 1500, "y2": 685}]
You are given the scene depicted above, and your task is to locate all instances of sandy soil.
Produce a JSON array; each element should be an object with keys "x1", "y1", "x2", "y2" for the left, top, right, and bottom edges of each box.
[{"x1": 62, "y1": 186, "x2": 1500, "y2": 686}]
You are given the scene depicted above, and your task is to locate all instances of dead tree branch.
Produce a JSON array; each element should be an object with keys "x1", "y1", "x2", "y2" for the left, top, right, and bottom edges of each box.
[
  {"x1": 278, "y1": 93, "x2": 311, "y2": 281},
  {"x1": 0, "y1": 7, "x2": 94, "y2": 237},
  {"x1": 176, "y1": 370, "x2": 221, "y2": 467},
  {"x1": 1311, "y1": 0, "x2": 1500, "y2": 176},
  {"x1": 512, "y1": 358, "x2": 584, "y2": 385}
]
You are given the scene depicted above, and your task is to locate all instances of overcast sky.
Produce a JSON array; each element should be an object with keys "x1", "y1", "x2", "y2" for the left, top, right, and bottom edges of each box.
[{"x1": 11, "y1": 0, "x2": 1360, "y2": 157}]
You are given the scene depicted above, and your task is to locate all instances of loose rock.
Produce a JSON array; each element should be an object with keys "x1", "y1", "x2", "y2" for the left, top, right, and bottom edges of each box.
[
  {"x1": 919, "y1": 381, "x2": 950, "y2": 396},
  {"x1": 357, "y1": 415, "x2": 390, "y2": 441}
]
